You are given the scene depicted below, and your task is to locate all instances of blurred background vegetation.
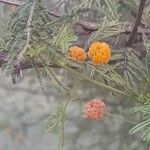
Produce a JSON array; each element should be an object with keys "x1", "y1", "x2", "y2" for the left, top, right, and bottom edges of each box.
[{"x1": 0, "y1": 0, "x2": 150, "y2": 150}]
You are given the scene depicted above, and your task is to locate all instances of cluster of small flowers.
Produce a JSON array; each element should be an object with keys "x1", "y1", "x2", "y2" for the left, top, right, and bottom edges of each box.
[
  {"x1": 82, "y1": 98, "x2": 106, "y2": 121},
  {"x1": 67, "y1": 46, "x2": 87, "y2": 62},
  {"x1": 67, "y1": 41, "x2": 111, "y2": 65}
]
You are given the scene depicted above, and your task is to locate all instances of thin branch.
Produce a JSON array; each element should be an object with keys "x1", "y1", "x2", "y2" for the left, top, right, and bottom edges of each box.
[
  {"x1": 63, "y1": 65, "x2": 128, "y2": 97},
  {"x1": 127, "y1": 0, "x2": 147, "y2": 47},
  {"x1": 17, "y1": 1, "x2": 35, "y2": 61},
  {"x1": 48, "y1": 67, "x2": 69, "y2": 91},
  {"x1": 47, "y1": 9, "x2": 61, "y2": 17},
  {"x1": 0, "y1": 0, "x2": 22, "y2": 6},
  {"x1": 76, "y1": 20, "x2": 98, "y2": 31},
  {"x1": 40, "y1": 55, "x2": 69, "y2": 91}
]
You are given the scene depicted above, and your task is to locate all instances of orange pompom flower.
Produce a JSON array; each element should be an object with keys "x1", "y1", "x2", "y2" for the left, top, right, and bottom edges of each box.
[
  {"x1": 88, "y1": 42, "x2": 111, "y2": 65},
  {"x1": 82, "y1": 98, "x2": 106, "y2": 121},
  {"x1": 67, "y1": 46, "x2": 87, "y2": 62}
]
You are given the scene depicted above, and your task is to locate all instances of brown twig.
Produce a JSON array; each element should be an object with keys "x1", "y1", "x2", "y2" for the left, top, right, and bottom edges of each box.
[
  {"x1": 127, "y1": 0, "x2": 147, "y2": 47},
  {"x1": 0, "y1": 0, "x2": 22, "y2": 6},
  {"x1": 47, "y1": 9, "x2": 61, "y2": 18}
]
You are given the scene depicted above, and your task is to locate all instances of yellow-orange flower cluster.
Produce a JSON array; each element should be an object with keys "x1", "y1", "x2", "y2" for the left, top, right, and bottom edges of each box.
[
  {"x1": 82, "y1": 98, "x2": 106, "y2": 121},
  {"x1": 68, "y1": 46, "x2": 87, "y2": 62},
  {"x1": 88, "y1": 42, "x2": 111, "y2": 65},
  {"x1": 67, "y1": 42, "x2": 111, "y2": 65}
]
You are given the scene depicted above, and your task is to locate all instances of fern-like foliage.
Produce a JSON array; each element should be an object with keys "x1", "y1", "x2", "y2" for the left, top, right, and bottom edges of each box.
[
  {"x1": 130, "y1": 103, "x2": 150, "y2": 143},
  {"x1": 129, "y1": 35, "x2": 150, "y2": 144},
  {"x1": 1, "y1": 0, "x2": 150, "y2": 147},
  {"x1": 5, "y1": 0, "x2": 53, "y2": 70}
]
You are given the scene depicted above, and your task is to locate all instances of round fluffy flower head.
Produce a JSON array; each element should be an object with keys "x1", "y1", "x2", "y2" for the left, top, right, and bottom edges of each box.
[
  {"x1": 68, "y1": 46, "x2": 87, "y2": 62},
  {"x1": 88, "y1": 42, "x2": 111, "y2": 65},
  {"x1": 82, "y1": 98, "x2": 106, "y2": 121}
]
